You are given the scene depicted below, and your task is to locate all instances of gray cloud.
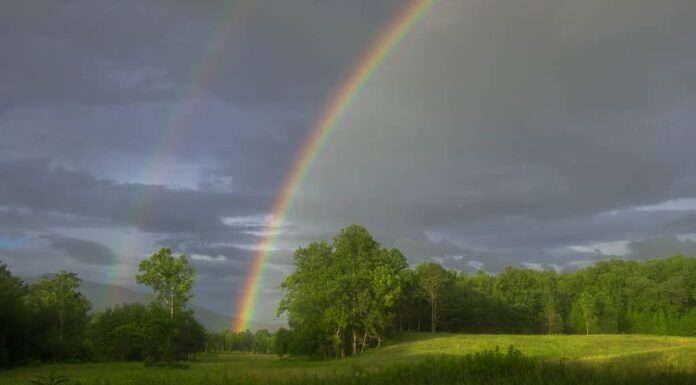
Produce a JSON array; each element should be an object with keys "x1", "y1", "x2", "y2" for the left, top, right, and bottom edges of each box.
[
  {"x1": 0, "y1": 158, "x2": 267, "y2": 234},
  {"x1": 2, "y1": 0, "x2": 696, "y2": 322},
  {"x1": 286, "y1": 0, "x2": 696, "y2": 268},
  {"x1": 47, "y1": 235, "x2": 118, "y2": 265},
  {"x1": 627, "y1": 236, "x2": 696, "y2": 260},
  {"x1": 0, "y1": 0, "x2": 401, "y2": 111}
]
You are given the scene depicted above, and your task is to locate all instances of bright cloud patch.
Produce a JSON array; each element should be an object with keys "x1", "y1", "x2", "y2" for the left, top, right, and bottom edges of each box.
[
  {"x1": 221, "y1": 215, "x2": 273, "y2": 227},
  {"x1": 190, "y1": 254, "x2": 226, "y2": 261},
  {"x1": 567, "y1": 240, "x2": 630, "y2": 256}
]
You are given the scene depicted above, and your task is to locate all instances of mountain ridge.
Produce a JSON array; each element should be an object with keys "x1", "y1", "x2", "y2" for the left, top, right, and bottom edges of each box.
[{"x1": 25, "y1": 276, "x2": 282, "y2": 332}]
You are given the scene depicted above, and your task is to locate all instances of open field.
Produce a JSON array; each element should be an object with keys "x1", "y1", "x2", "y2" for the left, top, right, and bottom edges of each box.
[{"x1": 3, "y1": 333, "x2": 696, "y2": 385}]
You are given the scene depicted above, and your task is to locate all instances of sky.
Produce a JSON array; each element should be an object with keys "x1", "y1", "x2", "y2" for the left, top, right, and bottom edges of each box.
[{"x1": 2, "y1": 0, "x2": 696, "y2": 323}]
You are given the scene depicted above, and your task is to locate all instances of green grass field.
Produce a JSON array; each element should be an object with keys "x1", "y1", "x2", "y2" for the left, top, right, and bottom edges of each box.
[{"x1": 3, "y1": 333, "x2": 696, "y2": 385}]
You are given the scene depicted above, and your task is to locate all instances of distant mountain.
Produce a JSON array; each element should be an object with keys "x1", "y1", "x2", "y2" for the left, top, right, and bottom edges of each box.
[{"x1": 25, "y1": 276, "x2": 282, "y2": 332}]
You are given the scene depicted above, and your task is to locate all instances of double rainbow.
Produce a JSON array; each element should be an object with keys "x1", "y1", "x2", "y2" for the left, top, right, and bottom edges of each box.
[{"x1": 233, "y1": 0, "x2": 436, "y2": 331}]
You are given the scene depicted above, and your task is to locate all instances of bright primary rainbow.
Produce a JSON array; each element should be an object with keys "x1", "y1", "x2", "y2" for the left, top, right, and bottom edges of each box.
[{"x1": 233, "y1": 0, "x2": 436, "y2": 331}]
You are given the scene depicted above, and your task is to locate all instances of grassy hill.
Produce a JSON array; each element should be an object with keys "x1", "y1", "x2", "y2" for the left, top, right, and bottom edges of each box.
[
  {"x1": 355, "y1": 332, "x2": 696, "y2": 362},
  {"x1": 3, "y1": 333, "x2": 696, "y2": 384}
]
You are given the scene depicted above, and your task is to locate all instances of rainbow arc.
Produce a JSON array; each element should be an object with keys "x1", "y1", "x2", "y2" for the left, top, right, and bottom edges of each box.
[{"x1": 233, "y1": 0, "x2": 436, "y2": 332}]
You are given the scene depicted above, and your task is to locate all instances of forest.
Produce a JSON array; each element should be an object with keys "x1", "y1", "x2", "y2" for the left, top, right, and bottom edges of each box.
[
  {"x1": 3, "y1": 224, "x2": 696, "y2": 367},
  {"x1": 272, "y1": 225, "x2": 696, "y2": 358},
  {"x1": 0, "y1": 248, "x2": 206, "y2": 368}
]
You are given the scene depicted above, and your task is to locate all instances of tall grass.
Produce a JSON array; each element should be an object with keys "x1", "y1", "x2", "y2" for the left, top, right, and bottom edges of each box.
[{"x1": 13, "y1": 347, "x2": 696, "y2": 385}]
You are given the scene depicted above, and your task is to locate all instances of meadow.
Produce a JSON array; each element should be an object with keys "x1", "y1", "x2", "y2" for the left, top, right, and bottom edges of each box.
[{"x1": 3, "y1": 333, "x2": 696, "y2": 385}]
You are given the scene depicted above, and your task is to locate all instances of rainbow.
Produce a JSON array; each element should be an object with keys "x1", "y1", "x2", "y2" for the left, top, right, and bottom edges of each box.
[{"x1": 233, "y1": 0, "x2": 436, "y2": 331}]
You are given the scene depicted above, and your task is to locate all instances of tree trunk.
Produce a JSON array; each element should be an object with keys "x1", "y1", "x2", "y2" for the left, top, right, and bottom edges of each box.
[
  {"x1": 352, "y1": 330, "x2": 357, "y2": 356},
  {"x1": 431, "y1": 294, "x2": 437, "y2": 333},
  {"x1": 59, "y1": 312, "x2": 64, "y2": 345},
  {"x1": 58, "y1": 290, "x2": 65, "y2": 346},
  {"x1": 361, "y1": 331, "x2": 368, "y2": 353},
  {"x1": 335, "y1": 328, "x2": 343, "y2": 358},
  {"x1": 417, "y1": 319, "x2": 420, "y2": 333}
]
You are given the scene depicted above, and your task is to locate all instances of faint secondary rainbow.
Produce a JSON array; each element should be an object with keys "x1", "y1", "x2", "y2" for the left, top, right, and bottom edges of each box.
[
  {"x1": 105, "y1": 2, "x2": 248, "y2": 306},
  {"x1": 233, "y1": 0, "x2": 436, "y2": 331}
]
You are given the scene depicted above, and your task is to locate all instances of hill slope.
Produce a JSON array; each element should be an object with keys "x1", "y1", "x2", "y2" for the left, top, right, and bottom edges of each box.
[{"x1": 340, "y1": 332, "x2": 696, "y2": 369}]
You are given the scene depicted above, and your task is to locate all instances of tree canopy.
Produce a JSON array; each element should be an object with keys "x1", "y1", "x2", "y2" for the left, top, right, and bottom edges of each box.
[
  {"x1": 278, "y1": 225, "x2": 408, "y2": 357},
  {"x1": 136, "y1": 247, "x2": 195, "y2": 319}
]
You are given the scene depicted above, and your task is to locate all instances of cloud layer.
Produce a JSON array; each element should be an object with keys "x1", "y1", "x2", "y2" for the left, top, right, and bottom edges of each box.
[{"x1": 2, "y1": 0, "x2": 696, "y2": 322}]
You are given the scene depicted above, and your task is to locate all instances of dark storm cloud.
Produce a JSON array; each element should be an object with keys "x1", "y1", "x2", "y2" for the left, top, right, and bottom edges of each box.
[
  {"x1": 0, "y1": 0, "x2": 401, "y2": 111},
  {"x1": 46, "y1": 235, "x2": 118, "y2": 265}
]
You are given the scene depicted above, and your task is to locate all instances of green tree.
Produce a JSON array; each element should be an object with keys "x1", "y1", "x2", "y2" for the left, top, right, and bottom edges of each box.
[
  {"x1": 278, "y1": 225, "x2": 407, "y2": 357},
  {"x1": 27, "y1": 272, "x2": 90, "y2": 353},
  {"x1": 136, "y1": 247, "x2": 195, "y2": 319},
  {"x1": 136, "y1": 247, "x2": 201, "y2": 361},
  {"x1": 415, "y1": 262, "x2": 450, "y2": 333},
  {"x1": 88, "y1": 303, "x2": 153, "y2": 361},
  {"x1": 575, "y1": 291, "x2": 598, "y2": 335},
  {"x1": 253, "y1": 329, "x2": 273, "y2": 353},
  {"x1": 274, "y1": 328, "x2": 292, "y2": 356}
]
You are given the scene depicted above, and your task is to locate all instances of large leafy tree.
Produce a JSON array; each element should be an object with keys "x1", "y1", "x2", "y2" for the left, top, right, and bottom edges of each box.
[
  {"x1": 278, "y1": 225, "x2": 407, "y2": 357},
  {"x1": 136, "y1": 247, "x2": 195, "y2": 319},
  {"x1": 135, "y1": 247, "x2": 202, "y2": 361}
]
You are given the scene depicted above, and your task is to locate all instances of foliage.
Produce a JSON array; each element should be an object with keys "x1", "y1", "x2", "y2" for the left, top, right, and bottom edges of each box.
[
  {"x1": 26, "y1": 272, "x2": 91, "y2": 362},
  {"x1": 133, "y1": 248, "x2": 203, "y2": 362},
  {"x1": 276, "y1": 226, "x2": 696, "y2": 356},
  {"x1": 135, "y1": 247, "x2": 195, "y2": 319},
  {"x1": 399, "y1": 255, "x2": 696, "y2": 336},
  {"x1": 414, "y1": 262, "x2": 451, "y2": 333},
  {"x1": 278, "y1": 225, "x2": 408, "y2": 358},
  {"x1": 88, "y1": 303, "x2": 156, "y2": 361},
  {"x1": 0, "y1": 262, "x2": 28, "y2": 367}
]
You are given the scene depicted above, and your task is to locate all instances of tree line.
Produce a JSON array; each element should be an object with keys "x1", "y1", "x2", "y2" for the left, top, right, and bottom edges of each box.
[
  {"x1": 204, "y1": 329, "x2": 276, "y2": 354},
  {"x1": 277, "y1": 225, "x2": 696, "y2": 358},
  {"x1": 0, "y1": 248, "x2": 205, "y2": 368},
  {"x1": 4, "y1": 225, "x2": 696, "y2": 366}
]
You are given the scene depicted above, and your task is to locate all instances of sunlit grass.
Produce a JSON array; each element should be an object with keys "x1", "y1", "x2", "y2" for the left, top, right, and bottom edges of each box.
[{"x1": 381, "y1": 332, "x2": 695, "y2": 358}]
